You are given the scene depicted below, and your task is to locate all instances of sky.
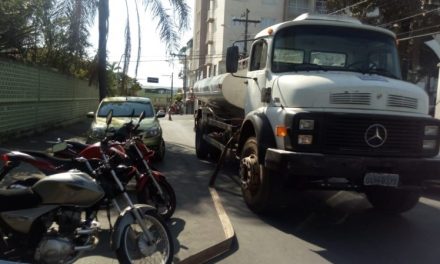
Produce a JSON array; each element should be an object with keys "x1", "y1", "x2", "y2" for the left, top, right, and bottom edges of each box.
[{"x1": 89, "y1": 0, "x2": 194, "y2": 89}]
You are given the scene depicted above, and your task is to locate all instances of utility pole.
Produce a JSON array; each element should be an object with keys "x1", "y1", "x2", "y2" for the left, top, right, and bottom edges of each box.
[
  {"x1": 233, "y1": 9, "x2": 260, "y2": 57},
  {"x1": 172, "y1": 51, "x2": 188, "y2": 113},
  {"x1": 169, "y1": 71, "x2": 173, "y2": 120}
]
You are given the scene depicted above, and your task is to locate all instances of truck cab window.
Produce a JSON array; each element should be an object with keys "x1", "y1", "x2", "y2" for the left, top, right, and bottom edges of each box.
[
  {"x1": 250, "y1": 40, "x2": 267, "y2": 71},
  {"x1": 272, "y1": 25, "x2": 402, "y2": 79}
]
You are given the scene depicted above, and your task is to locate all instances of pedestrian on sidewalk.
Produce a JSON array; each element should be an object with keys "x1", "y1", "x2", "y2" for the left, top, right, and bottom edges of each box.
[{"x1": 168, "y1": 106, "x2": 173, "y2": 121}]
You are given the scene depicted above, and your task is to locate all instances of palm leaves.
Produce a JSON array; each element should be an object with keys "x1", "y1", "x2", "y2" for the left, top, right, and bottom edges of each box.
[
  {"x1": 0, "y1": 0, "x2": 190, "y2": 100},
  {"x1": 113, "y1": 0, "x2": 190, "y2": 99}
]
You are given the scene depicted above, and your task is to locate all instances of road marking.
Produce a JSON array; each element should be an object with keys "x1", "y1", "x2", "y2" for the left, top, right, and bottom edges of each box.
[{"x1": 179, "y1": 187, "x2": 235, "y2": 264}]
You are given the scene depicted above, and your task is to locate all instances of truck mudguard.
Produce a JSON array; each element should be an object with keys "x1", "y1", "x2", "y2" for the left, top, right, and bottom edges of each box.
[{"x1": 238, "y1": 112, "x2": 276, "y2": 162}]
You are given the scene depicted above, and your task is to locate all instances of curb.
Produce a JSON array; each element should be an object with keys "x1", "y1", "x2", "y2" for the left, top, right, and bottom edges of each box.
[{"x1": 178, "y1": 187, "x2": 235, "y2": 264}]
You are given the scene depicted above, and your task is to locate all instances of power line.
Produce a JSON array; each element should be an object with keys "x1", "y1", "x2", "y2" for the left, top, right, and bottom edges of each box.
[
  {"x1": 398, "y1": 30, "x2": 440, "y2": 41},
  {"x1": 397, "y1": 24, "x2": 440, "y2": 36},
  {"x1": 379, "y1": 7, "x2": 440, "y2": 28},
  {"x1": 327, "y1": 0, "x2": 369, "y2": 15}
]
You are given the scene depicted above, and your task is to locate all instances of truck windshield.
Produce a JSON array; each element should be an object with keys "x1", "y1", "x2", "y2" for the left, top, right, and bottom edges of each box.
[{"x1": 272, "y1": 25, "x2": 402, "y2": 79}]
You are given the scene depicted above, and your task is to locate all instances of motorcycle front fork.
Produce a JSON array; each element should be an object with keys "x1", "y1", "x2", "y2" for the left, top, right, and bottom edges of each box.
[{"x1": 0, "y1": 162, "x2": 19, "y2": 182}]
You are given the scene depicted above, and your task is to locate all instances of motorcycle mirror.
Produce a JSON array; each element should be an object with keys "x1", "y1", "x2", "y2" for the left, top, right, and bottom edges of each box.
[
  {"x1": 138, "y1": 111, "x2": 145, "y2": 123},
  {"x1": 130, "y1": 109, "x2": 135, "y2": 122},
  {"x1": 106, "y1": 110, "x2": 113, "y2": 126}
]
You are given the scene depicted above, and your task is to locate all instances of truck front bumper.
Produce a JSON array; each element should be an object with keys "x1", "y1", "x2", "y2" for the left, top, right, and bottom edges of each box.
[{"x1": 264, "y1": 148, "x2": 440, "y2": 189}]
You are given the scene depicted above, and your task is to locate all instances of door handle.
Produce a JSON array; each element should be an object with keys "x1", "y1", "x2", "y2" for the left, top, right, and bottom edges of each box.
[{"x1": 244, "y1": 81, "x2": 248, "y2": 84}]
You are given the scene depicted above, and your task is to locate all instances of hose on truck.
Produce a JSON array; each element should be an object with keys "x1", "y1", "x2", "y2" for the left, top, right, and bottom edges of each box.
[{"x1": 209, "y1": 130, "x2": 241, "y2": 187}]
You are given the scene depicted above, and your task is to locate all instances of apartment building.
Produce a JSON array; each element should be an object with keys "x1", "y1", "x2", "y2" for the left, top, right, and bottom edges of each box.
[{"x1": 188, "y1": 0, "x2": 327, "y2": 88}]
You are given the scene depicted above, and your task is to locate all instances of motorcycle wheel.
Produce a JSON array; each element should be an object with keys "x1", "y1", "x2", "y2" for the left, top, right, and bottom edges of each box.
[
  {"x1": 138, "y1": 179, "x2": 176, "y2": 221},
  {"x1": 116, "y1": 210, "x2": 173, "y2": 264}
]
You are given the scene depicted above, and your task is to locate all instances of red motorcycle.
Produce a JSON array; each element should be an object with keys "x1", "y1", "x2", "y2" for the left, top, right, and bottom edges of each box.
[{"x1": 0, "y1": 111, "x2": 176, "y2": 220}]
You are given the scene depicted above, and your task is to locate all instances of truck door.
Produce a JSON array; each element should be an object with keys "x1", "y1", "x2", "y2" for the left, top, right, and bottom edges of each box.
[{"x1": 245, "y1": 39, "x2": 268, "y2": 115}]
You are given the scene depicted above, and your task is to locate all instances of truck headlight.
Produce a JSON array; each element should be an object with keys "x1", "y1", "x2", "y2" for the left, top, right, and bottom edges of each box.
[
  {"x1": 298, "y1": 135, "x2": 313, "y2": 145},
  {"x1": 424, "y1": 125, "x2": 439, "y2": 136},
  {"x1": 299, "y1": 119, "x2": 314, "y2": 130},
  {"x1": 423, "y1": 140, "x2": 437, "y2": 150}
]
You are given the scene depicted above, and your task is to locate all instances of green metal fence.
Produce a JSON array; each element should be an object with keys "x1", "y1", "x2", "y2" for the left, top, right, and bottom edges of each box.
[{"x1": 0, "y1": 59, "x2": 99, "y2": 139}]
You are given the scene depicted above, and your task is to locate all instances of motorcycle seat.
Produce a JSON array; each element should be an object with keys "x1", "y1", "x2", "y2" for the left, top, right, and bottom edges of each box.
[
  {"x1": 0, "y1": 188, "x2": 41, "y2": 212},
  {"x1": 21, "y1": 150, "x2": 74, "y2": 168}
]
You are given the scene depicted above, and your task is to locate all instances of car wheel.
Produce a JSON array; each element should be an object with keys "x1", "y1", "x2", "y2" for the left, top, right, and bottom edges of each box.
[{"x1": 154, "y1": 139, "x2": 165, "y2": 162}]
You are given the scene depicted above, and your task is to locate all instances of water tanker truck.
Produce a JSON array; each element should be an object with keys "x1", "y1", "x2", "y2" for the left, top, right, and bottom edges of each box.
[{"x1": 193, "y1": 13, "x2": 440, "y2": 214}]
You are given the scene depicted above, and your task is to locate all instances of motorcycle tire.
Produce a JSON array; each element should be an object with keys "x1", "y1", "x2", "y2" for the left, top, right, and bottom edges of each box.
[
  {"x1": 137, "y1": 178, "x2": 176, "y2": 221},
  {"x1": 116, "y1": 210, "x2": 174, "y2": 264}
]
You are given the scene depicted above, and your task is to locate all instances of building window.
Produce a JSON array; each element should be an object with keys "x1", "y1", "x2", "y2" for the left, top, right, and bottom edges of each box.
[
  {"x1": 315, "y1": 0, "x2": 327, "y2": 14},
  {"x1": 288, "y1": 0, "x2": 309, "y2": 14}
]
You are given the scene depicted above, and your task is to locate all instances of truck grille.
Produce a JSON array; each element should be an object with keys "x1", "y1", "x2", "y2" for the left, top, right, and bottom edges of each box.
[
  {"x1": 322, "y1": 116, "x2": 422, "y2": 156},
  {"x1": 290, "y1": 113, "x2": 439, "y2": 157},
  {"x1": 330, "y1": 92, "x2": 371, "y2": 105},
  {"x1": 387, "y1": 94, "x2": 418, "y2": 109}
]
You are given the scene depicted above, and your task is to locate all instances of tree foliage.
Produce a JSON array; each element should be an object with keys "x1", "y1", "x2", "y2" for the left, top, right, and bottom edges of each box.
[
  {"x1": 0, "y1": 0, "x2": 190, "y2": 101},
  {"x1": 0, "y1": 0, "x2": 97, "y2": 78},
  {"x1": 326, "y1": 0, "x2": 440, "y2": 83}
]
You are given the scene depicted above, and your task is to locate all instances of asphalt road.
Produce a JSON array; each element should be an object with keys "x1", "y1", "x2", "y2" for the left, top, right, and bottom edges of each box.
[
  {"x1": 161, "y1": 115, "x2": 440, "y2": 264},
  {"x1": 3, "y1": 115, "x2": 440, "y2": 263}
]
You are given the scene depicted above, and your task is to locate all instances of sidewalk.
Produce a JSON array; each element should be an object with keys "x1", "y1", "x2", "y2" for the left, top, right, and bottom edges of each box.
[{"x1": 1, "y1": 119, "x2": 92, "y2": 151}]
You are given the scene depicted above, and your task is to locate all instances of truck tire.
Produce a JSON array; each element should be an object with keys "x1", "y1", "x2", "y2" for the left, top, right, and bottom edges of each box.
[
  {"x1": 365, "y1": 187, "x2": 421, "y2": 214},
  {"x1": 195, "y1": 120, "x2": 209, "y2": 159},
  {"x1": 239, "y1": 137, "x2": 280, "y2": 214}
]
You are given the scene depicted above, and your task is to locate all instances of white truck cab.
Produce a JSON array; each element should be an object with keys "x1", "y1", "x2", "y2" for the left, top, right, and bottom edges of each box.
[{"x1": 195, "y1": 13, "x2": 440, "y2": 214}]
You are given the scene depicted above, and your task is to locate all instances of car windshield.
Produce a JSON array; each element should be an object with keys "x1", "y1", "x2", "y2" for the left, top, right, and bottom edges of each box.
[
  {"x1": 272, "y1": 25, "x2": 402, "y2": 79},
  {"x1": 97, "y1": 101, "x2": 154, "y2": 118}
]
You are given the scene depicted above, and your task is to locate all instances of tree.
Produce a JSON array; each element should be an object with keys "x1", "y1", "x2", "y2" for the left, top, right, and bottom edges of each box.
[
  {"x1": 97, "y1": 0, "x2": 190, "y2": 100},
  {"x1": 326, "y1": 0, "x2": 440, "y2": 83}
]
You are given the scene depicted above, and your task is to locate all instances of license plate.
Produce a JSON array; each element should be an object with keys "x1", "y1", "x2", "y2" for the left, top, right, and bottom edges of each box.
[{"x1": 363, "y1": 172, "x2": 399, "y2": 187}]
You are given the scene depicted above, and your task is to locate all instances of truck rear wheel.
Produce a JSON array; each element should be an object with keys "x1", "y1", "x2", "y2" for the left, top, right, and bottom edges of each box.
[
  {"x1": 365, "y1": 187, "x2": 421, "y2": 214},
  {"x1": 240, "y1": 137, "x2": 280, "y2": 214},
  {"x1": 195, "y1": 120, "x2": 209, "y2": 159}
]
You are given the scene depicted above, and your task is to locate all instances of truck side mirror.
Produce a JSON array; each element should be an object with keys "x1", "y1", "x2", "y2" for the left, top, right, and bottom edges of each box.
[
  {"x1": 86, "y1": 111, "x2": 95, "y2": 118},
  {"x1": 226, "y1": 46, "x2": 239, "y2": 73}
]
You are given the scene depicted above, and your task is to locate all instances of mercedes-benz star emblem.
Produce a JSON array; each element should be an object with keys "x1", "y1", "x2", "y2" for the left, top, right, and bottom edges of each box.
[{"x1": 364, "y1": 124, "x2": 387, "y2": 148}]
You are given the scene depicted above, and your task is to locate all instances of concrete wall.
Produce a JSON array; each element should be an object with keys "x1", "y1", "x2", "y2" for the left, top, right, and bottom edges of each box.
[{"x1": 0, "y1": 59, "x2": 99, "y2": 140}]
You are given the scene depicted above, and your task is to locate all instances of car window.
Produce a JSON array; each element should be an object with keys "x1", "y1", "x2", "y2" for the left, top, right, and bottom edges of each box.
[{"x1": 97, "y1": 101, "x2": 154, "y2": 117}]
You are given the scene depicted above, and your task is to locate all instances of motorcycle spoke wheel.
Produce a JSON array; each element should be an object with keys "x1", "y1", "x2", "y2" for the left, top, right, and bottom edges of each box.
[
  {"x1": 139, "y1": 180, "x2": 176, "y2": 220},
  {"x1": 119, "y1": 212, "x2": 172, "y2": 264}
]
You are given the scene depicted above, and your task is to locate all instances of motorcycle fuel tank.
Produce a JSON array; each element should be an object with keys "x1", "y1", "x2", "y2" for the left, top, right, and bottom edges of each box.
[{"x1": 33, "y1": 170, "x2": 104, "y2": 207}]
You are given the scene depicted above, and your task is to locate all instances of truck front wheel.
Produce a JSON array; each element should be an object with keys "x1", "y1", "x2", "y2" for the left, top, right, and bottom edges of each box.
[
  {"x1": 365, "y1": 187, "x2": 421, "y2": 214},
  {"x1": 240, "y1": 137, "x2": 280, "y2": 214}
]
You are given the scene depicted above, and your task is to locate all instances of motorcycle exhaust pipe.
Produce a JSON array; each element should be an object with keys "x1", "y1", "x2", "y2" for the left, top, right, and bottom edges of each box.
[{"x1": 74, "y1": 236, "x2": 99, "y2": 251}]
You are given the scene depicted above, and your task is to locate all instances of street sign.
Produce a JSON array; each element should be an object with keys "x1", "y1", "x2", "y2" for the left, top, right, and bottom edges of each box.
[{"x1": 147, "y1": 77, "x2": 159, "y2": 83}]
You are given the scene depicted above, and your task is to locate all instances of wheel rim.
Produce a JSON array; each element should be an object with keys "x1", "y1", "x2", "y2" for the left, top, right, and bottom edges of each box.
[
  {"x1": 123, "y1": 214, "x2": 170, "y2": 263},
  {"x1": 240, "y1": 152, "x2": 261, "y2": 194}
]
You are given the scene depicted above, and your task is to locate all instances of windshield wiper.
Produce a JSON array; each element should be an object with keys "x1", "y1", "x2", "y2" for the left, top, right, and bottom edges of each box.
[{"x1": 364, "y1": 68, "x2": 399, "y2": 79}]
